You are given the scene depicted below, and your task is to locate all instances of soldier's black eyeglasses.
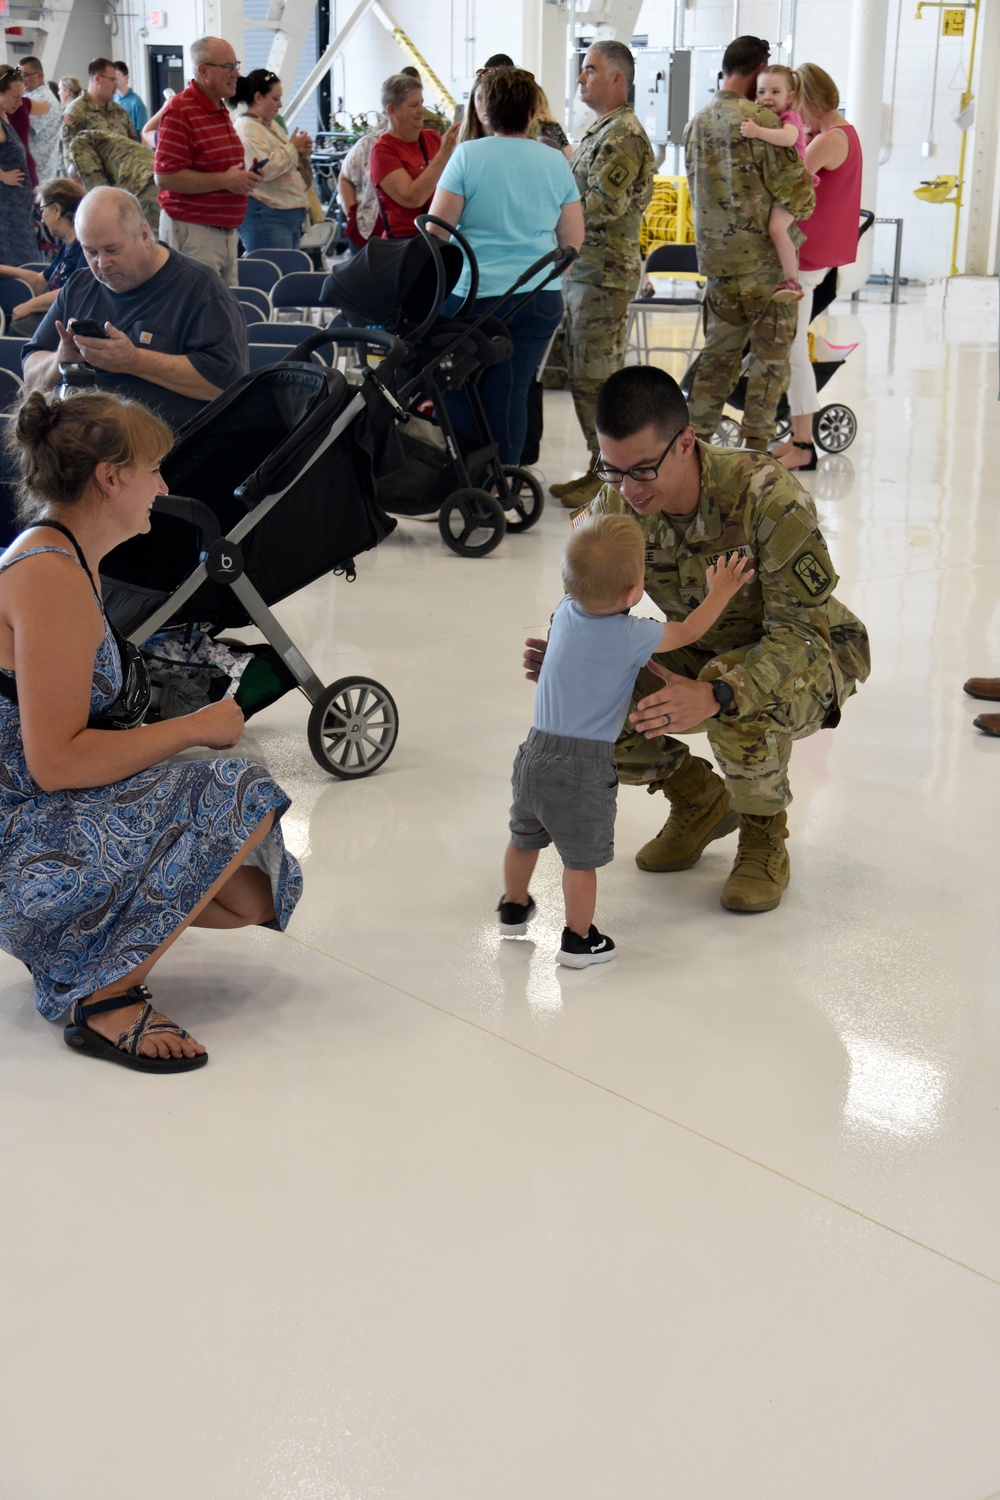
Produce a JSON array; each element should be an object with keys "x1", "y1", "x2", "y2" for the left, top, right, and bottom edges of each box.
[{"x1": 594, "y1": 429, "x2": 683, "y2": 484}]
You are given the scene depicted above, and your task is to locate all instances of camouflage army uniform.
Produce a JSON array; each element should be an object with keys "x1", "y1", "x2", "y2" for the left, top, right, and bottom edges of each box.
[
  {"x1": 684, "y1": 91, "x2": 815, "y2": 446},
  {"x1": 422, "y1": 107, "x2": 451, "y2": 134},
  {"x1": 68, "y1": 131, "x2": 159, "y2": 234},
  {"x1": 61, "y1": 94, "x2": 137, "y2": 176},
  {"x1": 566, "y1": 105, "x2": 655, "y2": 458},
  {"x1": 585, "y1": 443, "x2": 870, "y2": 814}
]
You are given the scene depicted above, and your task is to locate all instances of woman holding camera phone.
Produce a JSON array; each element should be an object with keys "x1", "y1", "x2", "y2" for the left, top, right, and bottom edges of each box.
[
  {"x1": 228, "y1": 68, "x2": 312, "y2": 250},
  {"x1": 0, "y1": 389, "x2": 302, "y2": 1073}
]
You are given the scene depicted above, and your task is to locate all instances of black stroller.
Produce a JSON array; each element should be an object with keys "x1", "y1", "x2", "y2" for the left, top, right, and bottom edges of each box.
[
  {"x1": 101, "y1": 333, "x2": 409, "y2": 779},
  {"x1": 682, "y1": 210, "x2": 875, "y2": 454},
  {"x1": 320, "y1": 217, "x2": 576, "y2": 558}
]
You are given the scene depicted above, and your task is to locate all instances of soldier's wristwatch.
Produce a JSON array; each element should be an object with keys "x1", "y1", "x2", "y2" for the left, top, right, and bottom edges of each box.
[{"x1": 711, "y1": 681, "x2": 737, "y2": 717}]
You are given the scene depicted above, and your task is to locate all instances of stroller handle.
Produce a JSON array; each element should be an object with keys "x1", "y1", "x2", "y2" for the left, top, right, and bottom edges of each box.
[
  {"x1": 288, "y1": 326, "x2": 409, "y2": 372},
  {"x1": 414, "y1": 214, "x2": 480, "y2": 335}
]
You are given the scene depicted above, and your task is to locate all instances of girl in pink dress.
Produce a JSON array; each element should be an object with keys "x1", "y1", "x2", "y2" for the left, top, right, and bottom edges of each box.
[{"x1": 740, "y1": 66, "x2": 809, "y2": 302}]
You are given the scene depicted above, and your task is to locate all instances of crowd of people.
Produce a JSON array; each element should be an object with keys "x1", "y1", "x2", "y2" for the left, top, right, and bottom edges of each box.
[{"x1": 0, "y1": 29, "x2": 898, "y2": 1058}]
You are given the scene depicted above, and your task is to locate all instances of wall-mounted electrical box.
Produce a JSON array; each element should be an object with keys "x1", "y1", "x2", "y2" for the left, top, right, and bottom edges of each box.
[{"x1": 633, "y1": 48, "x2": 692, "y2": 146}]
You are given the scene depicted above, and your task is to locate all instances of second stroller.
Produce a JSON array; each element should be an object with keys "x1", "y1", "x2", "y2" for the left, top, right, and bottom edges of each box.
[{"x1": 321, "y1": 219, "x2": 576, "y2": 557}]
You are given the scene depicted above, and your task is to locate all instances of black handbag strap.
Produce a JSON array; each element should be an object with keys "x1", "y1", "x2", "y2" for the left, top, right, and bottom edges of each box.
[
  {"x1": 376, "y1": 131, "x2": 431, "y2": 239},
  {"x1": 24, "y1": 519, "x2": 100, "y2": 599},
  {"x1": 0, "y1": 520, "x2": 149, "y2": 730},
  {"x1": 0, "y1": 521, "x2": 99, "y2": 709}
]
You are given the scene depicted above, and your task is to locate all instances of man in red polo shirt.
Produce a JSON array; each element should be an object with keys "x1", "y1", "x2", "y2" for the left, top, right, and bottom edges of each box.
[{"x1": 154, "y1": 34, "x2": 262, "y2": 286}]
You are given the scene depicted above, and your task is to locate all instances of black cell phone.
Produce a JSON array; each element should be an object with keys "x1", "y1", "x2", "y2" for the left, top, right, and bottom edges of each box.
[
  {"x1": 69, "y1": 318, "x2": 108, "y2": 339},
  {"x1": 250, "y1": 157, "x2": 269, "y2": 173}
]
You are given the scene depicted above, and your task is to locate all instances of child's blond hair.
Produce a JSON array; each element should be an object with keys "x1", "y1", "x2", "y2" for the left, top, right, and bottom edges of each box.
[
  {"x1": 561, "y1": 513, "x2": 644, "y2": 612},
  {"x1": 757, "y1": 64, "x2": 802, "y2": 113}
]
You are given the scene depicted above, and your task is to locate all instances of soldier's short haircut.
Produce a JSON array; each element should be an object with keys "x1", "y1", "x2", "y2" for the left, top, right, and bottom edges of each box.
[
  {"x1": 722, "y1": 35, "x2": 770, "y2": 78},
  {"x1": 562, "y1": 514, "x2": 645, "y2": 612},
  {"x1": 595, "y1": 366, "x2": 689, "y2": 444},
  {"x1": 590, "y1": 40, "x2": 635, "y2": 91},
  {"x1": 381, "y1": 72, "x2": 422, "y2": 113},
  {"x1": 88, "y1": 57, "x2": 115, "y2": 81}
]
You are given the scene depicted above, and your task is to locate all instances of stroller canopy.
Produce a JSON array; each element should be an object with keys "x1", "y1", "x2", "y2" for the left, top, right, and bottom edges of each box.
[{"x1": 322, "y1": 235, "x2": 464, "y2": 335}]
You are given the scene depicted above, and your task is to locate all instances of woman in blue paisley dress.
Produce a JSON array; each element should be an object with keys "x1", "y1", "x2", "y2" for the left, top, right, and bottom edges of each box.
[{"x1": 0, "y1": 389, "x2": 302, "y2": 1073}]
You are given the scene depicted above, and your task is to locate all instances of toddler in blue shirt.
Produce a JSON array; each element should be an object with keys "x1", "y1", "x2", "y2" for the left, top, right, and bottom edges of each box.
[{"x1": 499, "y1": 513, "x2": 753, "y2": 967}]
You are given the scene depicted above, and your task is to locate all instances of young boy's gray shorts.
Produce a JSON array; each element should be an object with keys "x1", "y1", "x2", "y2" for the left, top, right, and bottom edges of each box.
[{"x1": 508, "y1": 728, "x2": 618, "y2": 871}]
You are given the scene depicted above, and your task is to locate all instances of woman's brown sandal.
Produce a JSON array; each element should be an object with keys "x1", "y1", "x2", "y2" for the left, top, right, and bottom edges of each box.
[{"x1": 63, "y1": 985, "x2": 208, "y2": 1073}]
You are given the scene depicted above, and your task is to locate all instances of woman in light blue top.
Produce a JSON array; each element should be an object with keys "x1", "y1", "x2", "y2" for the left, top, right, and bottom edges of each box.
[{"x1": 429, "y1": 68, "x2": 584, "y2": 465}]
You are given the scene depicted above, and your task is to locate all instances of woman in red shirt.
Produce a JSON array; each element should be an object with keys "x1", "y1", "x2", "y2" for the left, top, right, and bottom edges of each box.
[
  {"x1": 369, "y1": 73, "x2": 460, "y2": 238},
  {"x1": 777, "y1": 62, "x2": 862, "y2": 472}
]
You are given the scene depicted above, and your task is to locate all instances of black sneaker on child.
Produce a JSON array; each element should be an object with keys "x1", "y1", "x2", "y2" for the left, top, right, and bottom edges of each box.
[
  {"x1": 557, "y1": 924, "x2": 616, "y2": 968},
  {"x1": 497, "y1": 895, "x2": 537, "y2": 936}
]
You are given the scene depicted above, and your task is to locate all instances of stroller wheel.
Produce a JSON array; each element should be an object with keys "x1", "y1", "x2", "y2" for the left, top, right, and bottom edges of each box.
[
  {"x1": 307, "y1": 676, "x2": 399, "y2": 779},
  {"x1": 491, "y1": 466, "x2": 544, "y2": 533},
  {"x1": 711, "y1": 417, "x2": 742, "y2": 448},
  {"x1": 438, "y1": 488, "x2": 507, "y2": 558},
  {"x1": 814, "y1": 404, "x2": 857, "y2": 453}
]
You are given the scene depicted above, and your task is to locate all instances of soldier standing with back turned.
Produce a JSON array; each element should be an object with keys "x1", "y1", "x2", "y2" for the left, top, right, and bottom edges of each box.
[
  {"x1": 550, "y1": 40, "x2": 654, "y2": 510},
  {"x1": 683, "y1": 35, "x2": 815, "y2": 450}
]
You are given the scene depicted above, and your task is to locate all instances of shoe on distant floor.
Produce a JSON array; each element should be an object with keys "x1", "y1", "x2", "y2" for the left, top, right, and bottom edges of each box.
[
  {"x1": 497, "y1": 895, "x2": 537, "y2": 935},
  {"x1": 974, "y1": 713, "x2": 1000, "y2": 737},
  {"x1": 557, "y1": 924, "x2": 616, "y2": 968},
  {"x1": 556, "y1": 473, "x2": 604, "y2": 509},
  {"x1": 963, "y1": 677, "x2": 1000, "y2": 701},
  {"x1": 549, "y1": 472, "x2": 590, "y2": 499}
]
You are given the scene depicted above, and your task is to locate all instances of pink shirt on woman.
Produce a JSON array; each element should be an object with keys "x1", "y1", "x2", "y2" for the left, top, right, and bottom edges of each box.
[{"x1": 797, "y1": 121, "x2": 862, "y2": 272}]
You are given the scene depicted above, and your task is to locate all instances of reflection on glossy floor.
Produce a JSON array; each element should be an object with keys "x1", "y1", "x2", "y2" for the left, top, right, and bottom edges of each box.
[{"x1": 2, "y1": 291, "x2": 999, "y2": 1500}]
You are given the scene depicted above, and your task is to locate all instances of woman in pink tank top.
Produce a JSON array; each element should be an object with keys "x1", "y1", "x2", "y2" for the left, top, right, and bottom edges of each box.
[{"x1": 776, "y1": 62, "x2": 863, "y2": 471}]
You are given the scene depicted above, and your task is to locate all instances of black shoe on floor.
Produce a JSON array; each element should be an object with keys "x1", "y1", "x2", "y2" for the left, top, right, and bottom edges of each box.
[
  {"x1": 557, "y1": 924, "x2": 616, "y2": 968},
  {"x1": 497, "y1": 895, "x2": 537, "y2": 936}
]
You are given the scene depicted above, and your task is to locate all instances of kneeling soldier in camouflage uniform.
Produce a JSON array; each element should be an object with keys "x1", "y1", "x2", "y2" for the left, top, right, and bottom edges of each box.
[
  {"x1": 550, "y1": 40, "x2": 654, "y2": 511},
  {"x1": 69, "y1": 129, "x2": 160, "y2": 235},
  {"x1": 526, "y1": 366, "x2": 870, "y2": 912},
  {"x1": 684, "y1": 35, "x2": 815, "y2": 451}
]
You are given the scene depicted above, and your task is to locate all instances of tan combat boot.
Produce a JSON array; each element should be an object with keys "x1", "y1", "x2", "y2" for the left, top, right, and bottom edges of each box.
[
  {"x1": 635, "y1": 755, "x2": 739, "y2": 872},
  {"x1": 549, "y1": 462, "x2": 597, "y2": 500},
  {"x1": 720, "y1": 812, "x2": 790, "y2": 913},
  {"x1": 740, "y1": 429, "x2": 772, "y2": 452},
  {"x1": 553, "y1": 472, "x2": 604, "y2": 509}
]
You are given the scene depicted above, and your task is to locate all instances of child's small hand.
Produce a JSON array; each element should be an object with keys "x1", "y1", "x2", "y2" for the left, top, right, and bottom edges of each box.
[
  {"x1": 706, "y1": 552, "x2": 755, "y2": 598},
  {"x1": 740, "y1": 118, "x2": 760, "y2": 139}
]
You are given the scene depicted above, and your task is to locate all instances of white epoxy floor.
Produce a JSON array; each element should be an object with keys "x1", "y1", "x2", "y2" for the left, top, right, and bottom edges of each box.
[{"x1": 2, "y1": 290, "x2": 999, "y2": 1500}]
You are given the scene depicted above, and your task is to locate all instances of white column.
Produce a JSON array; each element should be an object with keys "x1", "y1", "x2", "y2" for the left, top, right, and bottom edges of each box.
[
  {"x1": 842, "y1": 0, "x2": 891, "y2": 291},
  {"x1": 962, "y1": 0, "x2": 1000, "y2": 275}
]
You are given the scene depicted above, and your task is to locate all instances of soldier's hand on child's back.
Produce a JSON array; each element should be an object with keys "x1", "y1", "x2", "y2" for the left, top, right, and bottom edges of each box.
[
  {"x1": 706, "y1": 551, "x2": 755, "y2": 597},
  {"x1": 523, "y1": 637, "x2": 547, "y2": 683}
]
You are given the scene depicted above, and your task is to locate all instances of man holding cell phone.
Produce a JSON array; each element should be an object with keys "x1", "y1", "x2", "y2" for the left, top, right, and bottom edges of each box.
[
  {"x1": 22, "y1": 186, "x2": 247, "y2": 427},
  {"x1": 152, "y1": 34, "x2": 262, "y2": 286}
]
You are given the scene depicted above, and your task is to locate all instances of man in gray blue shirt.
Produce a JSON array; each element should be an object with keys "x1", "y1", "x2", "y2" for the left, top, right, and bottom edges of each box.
[
  {"x1": 499, "y1": 513, "x2": 751, "y2": 967},
  {"x1": 23, "y1": 186, "x2": 246, "y2": 429}
]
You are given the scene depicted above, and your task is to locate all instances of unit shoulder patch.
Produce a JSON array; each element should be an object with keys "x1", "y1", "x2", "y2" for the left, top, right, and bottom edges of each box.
[{"x1": 792, "y1": 551, "x2": 832, "y2": 598}]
